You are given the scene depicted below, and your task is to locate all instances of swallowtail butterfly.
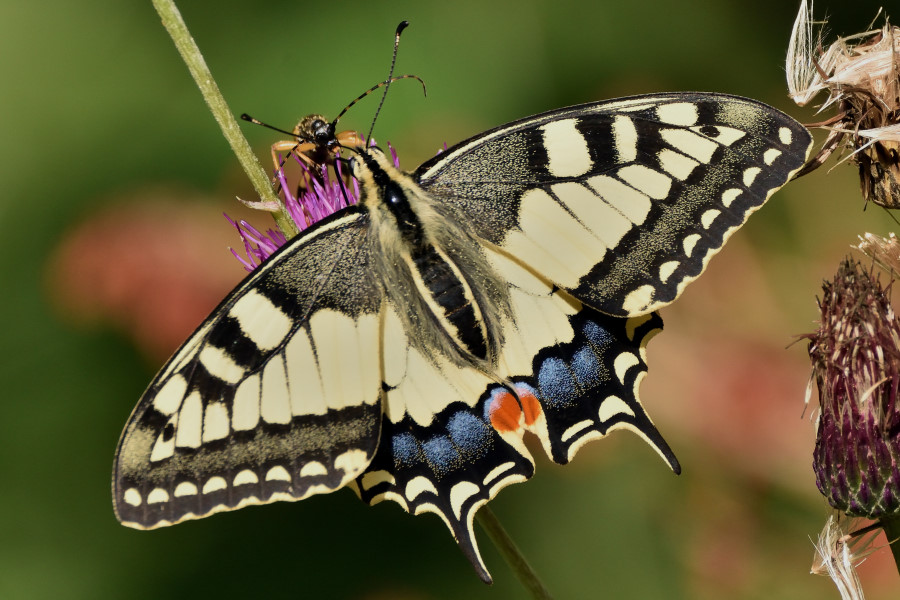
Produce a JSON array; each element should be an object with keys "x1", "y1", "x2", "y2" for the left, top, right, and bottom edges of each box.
[{"x1": 113, "y1": 91, "x2": 812, "y2": 582}]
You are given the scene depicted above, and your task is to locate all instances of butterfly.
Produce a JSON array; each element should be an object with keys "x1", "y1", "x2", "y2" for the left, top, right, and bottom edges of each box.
[{"x1": 113, "y1": 91, "x2": 812, "y2": 583}]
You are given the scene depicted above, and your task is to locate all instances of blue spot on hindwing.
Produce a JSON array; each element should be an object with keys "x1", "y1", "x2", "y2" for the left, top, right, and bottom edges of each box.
[
  {"x1": 537, "y1": 357, "x2": 578, "y2": 408},
  {"x1": 447, "y1": 411, "x2": 491, "y2": 456},
  {"x1": 571, "y1": 346, "x2": 602, "y2": 386},
  {"x1": 392, "y1": 432, "x2": 419, "y2": 467},
  {"x1": 422, "y1": 435, "x2": 459, "y2": 472},
  {"x1": 582, "y1": 320, "x2": 612, "y2": 349}
]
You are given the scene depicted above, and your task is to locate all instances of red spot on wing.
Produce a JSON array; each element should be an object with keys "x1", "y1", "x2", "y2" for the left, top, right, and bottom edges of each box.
[
  {"x1": 520, "y1": 389, "x2": 541, "y2": 426},
  {"x1": 488, "y1": 386, "x2": 542, "y2": 432}
]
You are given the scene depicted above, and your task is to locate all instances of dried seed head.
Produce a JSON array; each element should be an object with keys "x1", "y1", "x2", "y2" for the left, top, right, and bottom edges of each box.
[
  {"x1": 857, "y1": 232, "x2": 900, "y2": 276},
  {"x1": 811, "y1": 515, "x2": 873, "y2": 600},
  {"x1": 787, "y1": 1, "x2": 900, "y2": 208}
]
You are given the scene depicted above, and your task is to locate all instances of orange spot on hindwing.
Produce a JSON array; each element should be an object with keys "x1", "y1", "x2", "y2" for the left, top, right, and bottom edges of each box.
[{"x1": 488, "y1": 383, "x2": 542, "y2": 432}]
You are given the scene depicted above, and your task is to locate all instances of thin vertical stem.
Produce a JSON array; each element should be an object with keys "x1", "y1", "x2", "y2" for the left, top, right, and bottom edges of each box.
[
  {"x1": 476, "y1": 507, "x2": 554, "y2": 600},
  {"x1": 151, "y1": 0, "x2": 298, "y2": 237},
  {"x1": 880, "y1": 515, "x2": 900, "y2": 573}
]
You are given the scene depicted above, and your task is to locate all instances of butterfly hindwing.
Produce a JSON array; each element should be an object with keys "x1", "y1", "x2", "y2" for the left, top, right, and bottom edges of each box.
[
  {"x1": 114, "y1": 209, "x2": 384, "y2": 527},
  {"x1": 353, "y1": 244, "x2": 674, "y2": 583},
  {"x1": 416, "y1": 93, "x2": 812, "y2": 316}
]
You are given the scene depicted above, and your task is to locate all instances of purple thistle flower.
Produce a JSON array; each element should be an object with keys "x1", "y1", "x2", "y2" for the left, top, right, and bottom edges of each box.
[
  {"x1": 806, "y1": 258, "x2": 900, "y2": 518},
  {"x1": 226, "y1": 142, "x2": 402, "y2": 272}
]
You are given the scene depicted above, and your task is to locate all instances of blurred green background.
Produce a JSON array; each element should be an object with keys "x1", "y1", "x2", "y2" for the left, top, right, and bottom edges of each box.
[{"x1": 3, "y1": 1, "x2": 898, "y2": 598}]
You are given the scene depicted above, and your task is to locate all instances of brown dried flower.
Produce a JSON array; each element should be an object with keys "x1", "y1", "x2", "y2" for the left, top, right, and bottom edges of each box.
[{"x1": 787, "y1": 1, "x2": 900, "y2": 208}]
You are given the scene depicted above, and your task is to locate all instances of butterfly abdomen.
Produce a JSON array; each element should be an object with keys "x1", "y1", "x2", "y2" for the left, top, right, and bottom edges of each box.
[{"x1": 409, "y1": 243, "x2": 489, "y2": 360}]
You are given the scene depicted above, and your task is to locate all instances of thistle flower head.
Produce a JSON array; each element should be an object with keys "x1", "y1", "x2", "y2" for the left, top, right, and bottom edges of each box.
[
  {"x1": 807, "y1": 258, "x2": 900, "y2": 518},
  {"x1": 227, "y1": 142, "x2": 401, "y2": 271},
  {"x1": 787, "y1": 1, "x2": 900, "y2": 208}
]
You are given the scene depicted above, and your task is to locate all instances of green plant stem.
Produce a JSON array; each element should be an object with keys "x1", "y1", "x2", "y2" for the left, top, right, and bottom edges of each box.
[
  {"x1": 151, "y1": 0, "x2": 298, "y2": 238},
  {"x1": 476, "y1": 507, "x2": 553, "y2": 599},
  {"x1": 880, "y1": 515, "x2": 900, "y2": 573}
]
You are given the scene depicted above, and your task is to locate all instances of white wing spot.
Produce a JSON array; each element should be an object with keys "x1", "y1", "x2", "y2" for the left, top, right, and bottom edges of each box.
[
  {"x1": 202, "y1": 401, "x2": 230, "y2": 443},
  {"x1": 174, "y1": 481, "x2": 198, "y2": 497},
  {"x1": 743, "y1": 167, "x2": 761, "y2": 187},
  {"x1": 503, "y1": 187, "x2": 606, "y2": 289},
  {"x1": 658, "y1": 260, "x2": 679, "y2": 284},
  {"x1": 553, "y1": 181, "x2": 631, "y2": 247},
  {"x1": 175, "y1": 391, "x2": 202, "y2": 449},
  {"x1": 265, "y1": 465, "x2": 292, "y2": 482},
  {"x1": 299, "y1": 462, "x2": 328, "y2": 477},
  {"x1": 152, "y1": 374, "x2": 187, "y2": 417},
  {"x1": 541, "y1": 119, "x2": 592, "y2": 177},
  {"x1": 450, "y1": 481, "x2": 480, "y2": 521},
  {"x1": 406, "y1": 476, "x2": 439, "y2": 501},
  {"x1": 618, "y1": 164, "x2": 672, "y2": 199},
  {"x1": 147, "y1": 488, "x2": 169, "y2": 504},
  {"x1": 660, "y1": 128, "x2": 718, "y2": 162},
  {"x1": 587, "y1": 175, "x2": 652, "y2": 225},
  {"x1": 598, "y1": 396, "x2": 635, "y2": 422},
  {"x1": 706, "y1": 126, "x2": 745, "y2": 146},
  {"x1": 232, "y1": 374, "x2": 260, "y2": 431},
  {"x1": 657, "y1": 102, "x2": 699, "y2": 126},
  {"x1": 334, "y1": 448, "x2": 369, "y2": 475},
  {"x1": 482, "y1": 462, "x2": 516, "y2": 485},
  {"x1": 285, "y1": 332, "x2": 327, "y2": 417},
  {"x1": 658, "y1": 148, "x2": 700, "y2": 180},
  {"x1": 721, "y1": 188, "x2": 741, "y2": 208},
  {"x1": 150, "y1": 421, "x2": 176, "y2": 462},
  {"x1": 229, "y1": 289, "x2": 293, "y2": 352},
  {"x1": 202, "y1": 476, "x2": 227, "y2": 494},
  {"x1": 701, "y1": 209, "x2": 720, "y2": 229},
  {"x1": 561, "y1": 420, "x2": 592, "y2": 443},
  {"x1": 198, "y1": 346, "x2": 245, "y2": 384},
  {"x1": 311, "y1": 310, "x2": 380, "y2": 412},
  {"x1": 683, "y1": 233, "x2": 701, "y2": 257},
  {"x1": 779, "y1": 127, "x2": 793, "y2": 145},
  {"x1": 261, "y1": 360, "x2": 291, "y2": 425},
  {"x1": 123, "y1": 488, "x2": 142, "y2": 507},
  {"x1": 234, "y1": 469, "x2": 259, "y2": 486},
  {"x1": 614, "y1": 353, "x2": 640, "y2": 384},
  {"x1": 360, "y1": 470, "x2": 394, "y2": 491},
  {"x1": 611, "y1": 115, "x2": 638, "y2": 163},
  {"x1": 763, "y1": 148, "x2": 782, "y2": 165},
  {"x1": 621, "y1": 284, "x2": 655, "y2": 314}
]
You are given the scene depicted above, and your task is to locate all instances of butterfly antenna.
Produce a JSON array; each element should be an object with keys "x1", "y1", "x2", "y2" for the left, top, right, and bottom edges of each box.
[{"x1": 364, "y1": 21, "x2": 410, "y2": 147}]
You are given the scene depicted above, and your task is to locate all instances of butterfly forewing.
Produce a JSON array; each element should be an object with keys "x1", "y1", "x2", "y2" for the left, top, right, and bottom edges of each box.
[
  {"x1": 415, "y1": 93, "x2": 812, "y2": 316},
  {"x1": 114, "y1": 209, "x2": 383, "y2": 527}
]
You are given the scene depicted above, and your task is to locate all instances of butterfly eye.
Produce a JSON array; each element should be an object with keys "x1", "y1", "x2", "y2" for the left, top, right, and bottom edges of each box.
[{"x1": 349, "y1": 156, "x2": 360, "y2": 176}]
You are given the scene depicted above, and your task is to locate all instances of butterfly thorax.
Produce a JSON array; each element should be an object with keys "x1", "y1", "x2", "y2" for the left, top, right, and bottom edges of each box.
[{"x1": 354, "y1": 149, "x2": 509, "y2": 368}]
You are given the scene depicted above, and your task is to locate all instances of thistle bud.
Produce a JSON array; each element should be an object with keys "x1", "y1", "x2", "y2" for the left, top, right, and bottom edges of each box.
[{"x1": 807, "y1": 258, "x2": 900, "y2": 518}]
